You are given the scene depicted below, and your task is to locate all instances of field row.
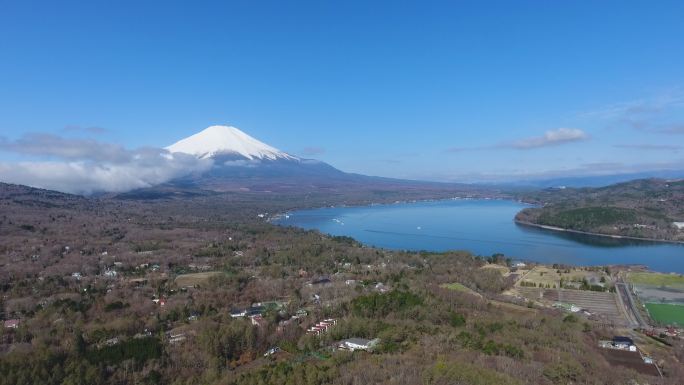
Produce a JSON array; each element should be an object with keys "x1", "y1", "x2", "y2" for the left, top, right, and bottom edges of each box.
[{"x1": 516, "y1": 287, "x2": 626, "y2": 325}]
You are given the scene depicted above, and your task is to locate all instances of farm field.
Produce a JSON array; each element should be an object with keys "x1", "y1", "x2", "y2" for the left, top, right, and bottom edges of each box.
[
  {"x1": 633, "y1": 285, "x2": 684, "y2": 305},
  {"x1": 627, "y1": 272, "x2": 684, "y2": 290},
  {"x1": 516, "y1": 287, "x2": 627, "y2": 326},
  {"x1": 600, "y1": 349, "x2": 661, "y2": 377},
  {"x1": 518, "y1": 266, "x2": 607, "y2": 288},
  {"x1": 645, "y1": 303, "x2": 684, "y2": 326}
]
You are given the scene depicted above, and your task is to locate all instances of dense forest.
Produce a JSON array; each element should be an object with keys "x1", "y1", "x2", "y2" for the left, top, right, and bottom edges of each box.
[{"x1": 1, "y1": 182, "x2": 683, "y2": 384}]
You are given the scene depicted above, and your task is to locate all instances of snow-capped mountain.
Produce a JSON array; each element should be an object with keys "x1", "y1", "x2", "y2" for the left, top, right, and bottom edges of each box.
[
  {"x1": 113, "y1": 125, "x2": 477, "y2": 197},
  {"x1": 160, "y1": 125, "x2": 352, "y2": 191},
  {"x1": 166, "y1": 125, "x2": 298, "y2": 161}
]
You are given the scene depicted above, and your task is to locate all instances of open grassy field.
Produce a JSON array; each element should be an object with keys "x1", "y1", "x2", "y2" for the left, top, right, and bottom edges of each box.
[
  {"x1": 627, "y1": 272, "x2": 684, "y2": 289},
  {"x1": 441, "y1": 282, "x2": 482, "y2": 297},
  {"x1": 519, "y1": 266, "x2": 561, "y2": 287},
  {"x1": 645, "y1": 303, "x2": 684, "y2": 326},
  {"x1": 518, "y1": 266, "x2": 607, "y2": 289},
  {"x1": 441, "y1": 282, "x2": 469, "y2": 292},
  {"x1": 480, "y1": 264, "x2": 509, "y2": 274},
  {"x1": 175, "y1": 271, "x2": 224, "y2": 287}
]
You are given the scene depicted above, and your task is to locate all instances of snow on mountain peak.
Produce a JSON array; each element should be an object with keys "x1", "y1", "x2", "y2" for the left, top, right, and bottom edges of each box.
[{"x1": 166, "y1": 125, "x2": 297, "y2": 161}]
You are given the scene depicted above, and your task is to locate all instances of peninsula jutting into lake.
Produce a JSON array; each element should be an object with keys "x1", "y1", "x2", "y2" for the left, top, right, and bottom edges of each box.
[{"x1": 276, "y1": 198, "x2": 684, "y2": 274}]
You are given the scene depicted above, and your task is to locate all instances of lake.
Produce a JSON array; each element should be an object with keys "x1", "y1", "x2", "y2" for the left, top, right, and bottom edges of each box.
[{"x1": 275, "y1": 199, "x2": 684, "y2": 273}]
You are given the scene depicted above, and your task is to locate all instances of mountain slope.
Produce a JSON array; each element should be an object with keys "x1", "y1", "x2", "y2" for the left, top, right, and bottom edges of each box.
[
  {"x1": 166, "y1": 125, "x2": 297, "y2": 161},
  {"x1": 122, "y1": 125, "x2": 493, "y2": 197}
]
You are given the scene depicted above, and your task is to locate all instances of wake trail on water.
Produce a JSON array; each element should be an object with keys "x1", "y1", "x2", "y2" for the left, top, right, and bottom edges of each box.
[{"x1": 363, "y1": 229, "x2": 582, "y2": 249}]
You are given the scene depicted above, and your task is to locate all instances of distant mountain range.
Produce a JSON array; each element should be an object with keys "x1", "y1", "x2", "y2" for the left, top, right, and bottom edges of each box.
[{"x1": 493, "y1": 170, "x2": 684, "y2": 189}]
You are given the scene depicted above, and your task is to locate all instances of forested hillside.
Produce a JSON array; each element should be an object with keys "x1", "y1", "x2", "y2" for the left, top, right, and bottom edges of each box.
[
  {"x1": 1, "y1": 183, "x2": 683, "y2": 384},
  {"x1": 516, "y1": 179, "x2": 684, "y2": 242}
]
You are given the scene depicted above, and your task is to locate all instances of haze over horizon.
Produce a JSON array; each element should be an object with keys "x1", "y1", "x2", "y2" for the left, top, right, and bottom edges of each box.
[{"x1": 1, "y1": 1, "x2": 684, "y2": 191}]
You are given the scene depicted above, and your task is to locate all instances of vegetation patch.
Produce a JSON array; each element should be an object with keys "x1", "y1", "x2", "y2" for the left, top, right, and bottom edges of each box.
[
  {"x1": 104, "y1": 301, "x2": 129, "y2": 312},
  {"x1": 628, "y1": 272, "x2": 684, "y2": 290},
  {"x1": 175, "y1": 271, "x2": 224, "y2": 287},
  {"x1": 349, "y1": 290, "x2": 422, "y2": 318},
  {"x1": 424, "y1": 359, "x2": 523, "y2": 385},
  {"x1": 645, "y1": 303, "x2": 684, "y2": 326},
  {"x1": 537, "y1": 207, "x2": 637, "y2": 230},
  {"x1": 233, "y1": 361, "x2": 334, "y2": 385},
  {"x1": 88, "y1": 336, "x2": 162, "y2": 365}
]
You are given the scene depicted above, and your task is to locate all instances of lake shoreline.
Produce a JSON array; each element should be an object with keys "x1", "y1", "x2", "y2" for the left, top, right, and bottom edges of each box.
[
  {"x1": 515, "y1": 220, "x2": 684, "y2": 246},
  {"x1": 268, "y1": 196, "x2": 531, "y2": 223},
  {"x1": 276, "y1": 199, "x2": 684, "y2": 274}
]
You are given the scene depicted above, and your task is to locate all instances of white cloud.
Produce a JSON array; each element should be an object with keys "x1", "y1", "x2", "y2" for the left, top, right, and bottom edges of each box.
[
  {"x1": 579, "y1": 91, "x2": 684, "y2": 134},
  {"x1": 580, "y1": 92, "x2": 684, "y2": 120},
  {"x1": 614, "y1": 143, "x2": 681, "y2": 151},
  {"x1": 0, "y1": 134, "x2": 212, "y2": 195},
  {"x1": 506, "y1": 128, "x2": 589, "y2": 149},
  {"x1": 222, "y1": 159, "x2": 259, "y2": 167},
  {"x1": 416, "y1": 158, "x2": 684, "y2": 184}
]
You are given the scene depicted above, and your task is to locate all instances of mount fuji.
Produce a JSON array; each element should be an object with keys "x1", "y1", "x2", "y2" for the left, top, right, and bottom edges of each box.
[
  {"x1": 112, "y1": 124, "x2": 483, "y2": 199},
  {"x1": 166, "y1": 125, "x2": 298, "y2": 162},
  {"x1": 160, "y1": 125, "x2": 363, "y2": 192}
]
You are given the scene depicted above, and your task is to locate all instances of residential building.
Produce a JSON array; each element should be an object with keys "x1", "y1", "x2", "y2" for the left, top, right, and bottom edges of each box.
[{"x1": 338, "y1": 338, "x2": 380, "y2": 351}]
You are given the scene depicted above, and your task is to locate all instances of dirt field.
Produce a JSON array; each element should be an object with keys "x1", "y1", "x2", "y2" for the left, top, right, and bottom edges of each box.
[
  {"x1": 175, "y1": 271, "x2": 224, "y2": 287},
  {"x1": 518, "y1": 266, "x2": 607, "y2": 288},
  {"x1": 633, "y1": 285, "x2": 684, "y2": 304},
  {"x1": 516, "y1": 286, "x2": 627, "y2": 326},
  {"x1": 600, "y1": 349, "x2": 661, "y2": 377},
  {"x1": 489, "y1": 299, "x2": 538, "y2": 315}
]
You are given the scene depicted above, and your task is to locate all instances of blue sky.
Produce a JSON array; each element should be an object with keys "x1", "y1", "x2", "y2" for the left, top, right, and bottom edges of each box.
[{"x1": 1, "y1": 0, "x2": 683, "y2": 189}]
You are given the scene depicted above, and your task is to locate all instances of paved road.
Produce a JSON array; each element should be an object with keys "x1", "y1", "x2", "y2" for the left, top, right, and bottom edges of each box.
[{"x1": 616, "y1": 278, "x2": 649, "y2": 328}]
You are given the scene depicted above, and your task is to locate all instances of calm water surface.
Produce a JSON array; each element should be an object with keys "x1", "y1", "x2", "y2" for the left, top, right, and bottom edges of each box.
[{"x1": 276, "y1": 199, "x2": 684, "y2": 273}]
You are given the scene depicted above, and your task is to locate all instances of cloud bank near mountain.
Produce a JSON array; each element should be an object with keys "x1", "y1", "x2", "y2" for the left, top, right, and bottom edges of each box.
[{"x1": 0, "y1": 133, "x2": 212, "y2": 195}]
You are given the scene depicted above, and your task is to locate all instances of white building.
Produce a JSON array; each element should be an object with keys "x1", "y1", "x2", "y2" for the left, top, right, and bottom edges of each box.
[
  {"x1": 338, "y1": 338, "x2": 380, "y2": 352},
  {"x1": 103, "y1": 269, "x2": 118, "y2": 278}
]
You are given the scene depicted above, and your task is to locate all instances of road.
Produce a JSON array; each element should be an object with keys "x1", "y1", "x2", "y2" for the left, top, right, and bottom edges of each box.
[{"x1": 615, "y1": 277, "x2": 649, "y2": 329}]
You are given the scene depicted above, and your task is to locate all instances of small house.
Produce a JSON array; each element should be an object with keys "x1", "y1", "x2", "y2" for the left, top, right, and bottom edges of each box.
[
  {"x1": 338, "y1": 338, "x2": 380, "y2": 352},
  {"x1": 612, "y1": 336, "x2": 636, "y2": 351},
  {"x1": 4, "y1": 319, "x2": 20, "y2": 329}
]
